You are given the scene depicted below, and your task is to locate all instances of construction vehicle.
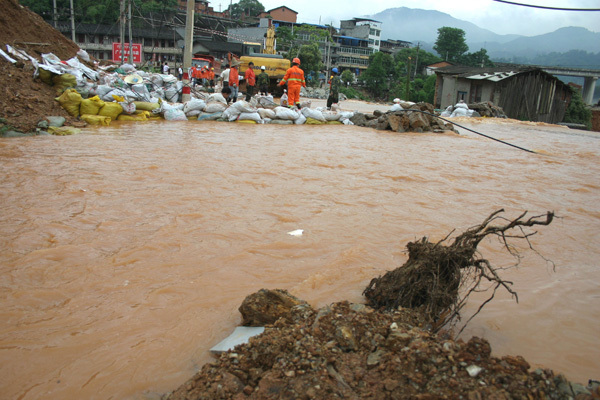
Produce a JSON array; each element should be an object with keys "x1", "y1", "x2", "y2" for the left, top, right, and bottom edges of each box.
[{"x1": 238, "y1": 53, "x2": 290, "y2": 96}]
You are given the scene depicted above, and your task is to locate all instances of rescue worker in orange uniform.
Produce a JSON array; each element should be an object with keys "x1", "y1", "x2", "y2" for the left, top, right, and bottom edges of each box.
[
  {"x1": 244, "y1": 61, "x2": 256, "y2": 101},
  {"x1": 279, "y1": 57, "x2": 305, "y2": 109},
  {"x1": 229, "y1": 63, "x2": 240, "y2": 103},
  {"x1": 209, "y1": 67, "x2": 215, "y2": 88},
  {"x1": 190, "y1": 65, "x2": 198, "y2": 86}
]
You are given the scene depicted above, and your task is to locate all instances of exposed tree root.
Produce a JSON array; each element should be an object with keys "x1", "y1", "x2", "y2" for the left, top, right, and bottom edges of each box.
[{"x1": 363, "y1": 209, "x2": 554, "y2": 333}]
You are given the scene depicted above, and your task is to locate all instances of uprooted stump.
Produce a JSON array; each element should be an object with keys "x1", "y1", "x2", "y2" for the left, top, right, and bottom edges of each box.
[{"x1": 363, "y1": 209, "x2": 554, "y2": 331}]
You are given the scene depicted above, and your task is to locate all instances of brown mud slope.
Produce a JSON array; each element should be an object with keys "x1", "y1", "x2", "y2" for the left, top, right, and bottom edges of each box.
[
  {"x1": 0, "y1": 0, "x2": 80, "y2": 132},
  {"x1": 167, "y1": 302, "x2": 588, "y2": 400}
]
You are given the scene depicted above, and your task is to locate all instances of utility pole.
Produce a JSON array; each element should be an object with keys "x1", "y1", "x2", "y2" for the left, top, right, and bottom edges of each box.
[
  {"x1": 413, "y1": 42, "x2": 420, "y2": 79},
  {"x1": 405, "y1": 56, "x2": 411, "y2": 101},
  {"x1": 69, "y1": 0, "x2": 75, "y2": 42},
  {"x1": 119, "y1": 0, "x2": 125, "y2": 65},
  {"x1": 182, "y1": 0, "x2": 195, "y2": 102},
  {"x1": 53, "y1": 0, "x2": 57, "y2": 28},
  {"x1": 128, "y1": 0, "x2": 133, "y2": 64}
]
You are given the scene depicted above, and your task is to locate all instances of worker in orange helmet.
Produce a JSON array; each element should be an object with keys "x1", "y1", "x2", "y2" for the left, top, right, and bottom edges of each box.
[
  {"x1": 279, "y1": 57, "x2": 305, "y2": 109},
  {"x1": 209, "y1": 67, "x2": 215, "y2": 88}
]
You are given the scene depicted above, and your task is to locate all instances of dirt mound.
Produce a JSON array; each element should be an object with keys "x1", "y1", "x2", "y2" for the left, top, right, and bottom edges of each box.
[
  {"x1": 0, "y1": 0, "x2": 80, "y2": 133},
  {"x1": 167, "y1": 301, "x2": 587, "y2": 400}
]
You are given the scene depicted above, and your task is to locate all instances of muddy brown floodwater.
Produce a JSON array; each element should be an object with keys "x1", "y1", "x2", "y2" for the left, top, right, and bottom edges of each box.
[{"x1": 1, "y1": 107, "x2": 599, "y2": 399}]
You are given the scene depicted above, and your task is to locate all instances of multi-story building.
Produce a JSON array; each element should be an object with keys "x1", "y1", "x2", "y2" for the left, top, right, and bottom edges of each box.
[{"x1": 339, "y1": 18, "x2": 382, "y2": 52}]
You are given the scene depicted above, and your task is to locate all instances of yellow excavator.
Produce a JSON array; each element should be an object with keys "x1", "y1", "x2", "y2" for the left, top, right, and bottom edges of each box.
[{"x1": 264, "y1": 25, "x2": 276, "y2": 55}]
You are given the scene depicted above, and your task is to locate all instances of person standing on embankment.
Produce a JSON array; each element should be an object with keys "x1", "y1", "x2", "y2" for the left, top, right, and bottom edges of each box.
[
  {"x1": 279, "y1": 57, "x2": 305, "y2": 109},
  {"x1": 244, "y1": 62, "x2": 256, "y2": 101}
]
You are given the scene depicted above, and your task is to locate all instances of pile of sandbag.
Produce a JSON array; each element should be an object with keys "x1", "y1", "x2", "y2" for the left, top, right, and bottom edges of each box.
[{"x1": 440, "y1": 100, "x2": 481, "y2": 118}]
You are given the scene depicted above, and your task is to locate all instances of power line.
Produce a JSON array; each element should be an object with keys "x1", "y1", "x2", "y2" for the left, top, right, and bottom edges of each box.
[{"x1": 492, "y1": 0, "x2": 600, "y2": 11}]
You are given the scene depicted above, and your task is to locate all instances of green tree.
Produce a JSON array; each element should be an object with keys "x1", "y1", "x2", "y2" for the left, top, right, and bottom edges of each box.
[
  {"x1": 433, "y1": 27, "x2": 468, "y2": 62},
  {"x1": 276, "y1": 26, "x2": 300, "y2": 59},
  {"x1": 297, "y1": 43, "x2": 323, "y2": 87},
  {"x1": 227, "y1": 0, "x2": 265, "y2": 20},
  {"x1": 359, "y1": 51, "x2": 395, "y2": 98},
  {"x1": 459, "y1": 48, "x2": 494, "y2": 67},
  {"x1": 340, "y1": 69, "x2": 354, "y2": 85},
  {"x1": 394, "y1": 47, "x2": 442, "y2": 76},
  {"x1": 563, "y1": 89, "x2": 592, "y2": 129}
]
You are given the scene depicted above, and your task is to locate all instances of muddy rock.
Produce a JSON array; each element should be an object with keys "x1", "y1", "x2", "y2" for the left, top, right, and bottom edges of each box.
[{"x1": 238, "y1": 289, "x2": 309, "y2": 327}]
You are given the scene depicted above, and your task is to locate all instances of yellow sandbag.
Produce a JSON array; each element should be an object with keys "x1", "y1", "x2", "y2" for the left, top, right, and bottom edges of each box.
[
  {"x1": 98, "y1": 102, "x2": 123, "y2": 120},
  {"x1": 133, "y1": 110, "x2": 152, "y2": 117},
  {"x1": 55, "y1": 89, "x2": 82, "y2": 117},
  {"x1": 237, "y1": 120, "x2": 257, "y2": 124},
  {"x1": 80, "y1": 95, "x2": 105, "y2": 116},
  {"x1": 48, "y1": 126, "x2": 81, "y2": 136},
  {"x1": 133, "y1": 101, "x2": 160, "y2": 111},
  {"x1": 147, "y1": 114, "x2": 162, "y2": 120},
  {"x1": 38, "y1": 68, "x2": 55, "y2": 85},
  {"x1": 52, "y1": 73, "x2": 77, "y2": 95},
  {"x1": 112, "y1": 95, "x2": 125, "y2": 102},
  {"x1": 187, "y1": 115, "x2": 198, "y2": 121},
  {"x1": 326, "y1": 120, "x2": 343, "y2": 125},
  {"x1": 117, "y1": 113, "x2": 147, "y2": 121},
  {"x1": 305, "y1": 117, "x2": 325, "y2": 125},
  {"x1": 80, "y1": 114, "x2": 111, "y2": 126}
]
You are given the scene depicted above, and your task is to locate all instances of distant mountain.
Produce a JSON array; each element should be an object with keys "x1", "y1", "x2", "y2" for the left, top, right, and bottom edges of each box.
[
  {"x1": 477, "y1": 27, "x2": 600, "y2": 60},
  {"x1": 369, "y1": 7, "x2": 520, "y2": 45},
  {"x1": 368, "y1": 8, "x2": 600, "y2": 60}
]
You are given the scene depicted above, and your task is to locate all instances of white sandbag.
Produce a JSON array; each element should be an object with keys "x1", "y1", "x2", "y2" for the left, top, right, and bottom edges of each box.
[
  {"x1": 186, "y1": 109, "x2": 201, "y2": 117},
  {"x1": 238, "y1": 112, "x2": 262, "y2": 123},
  {"x1": 164, "y1": 108, "x2": 187, "y2": 121},
  {"x1": 207, "y1": 93, "x2": 228, "y2": 104},
  {"x1": 223, "y1": 107, "x2": 241, "y2": 122},
  {"x1": 205, "y1": 102, "x2": 228, "y2": 113},
  {"x1": 440, "y1": 106, "x2": 453, "y2": 117},
  {"x1": 165, "y1": 87, "x2": 179, "y2": 102},
  {"x1": 231, "y1": 101, "x2": 257, "y2": 113},
  {"x1": 280, "y1": 93, "x2": 288, "y2": 106},
  {"x1": 258, "y1": 108, "x2": 276, "y2": 119},
  {"x1": 183, "y1": 98, "x2": 206, "y2": 113},
  {"x1": 77, "y1": 49, "x2": 90, "y2": 62},
  {"x1": 101, "y1": 88, "x2": 127, "y2": 102},
  {"x1": 120, "y1": 63, "x2": 136, "y2": 73},
  {"x1": 274, "y1": 106, "x2": 299, "y2": 120},
  {"x1": 339, "y1": 111, "x2": 354, "y2": 120},
  {"x1": 454, "y1": 100, "x2": 468, "y2": 109},
  {"x1": 119, "y1": 101, "x2": 136, "y2": 114},
  {"x1": 131, "y1": 84, "x2": 151, "y2": 102},
  {"x1": 161, "y1": 74, "x2": 177, "y2": 84},
  {"x1": 342, "y1": 119, "x2": 354, "y2": 125},
  {"x1": 197, "y1": 112, "x2": 223, "y2": 121},
  {"x1": 450, "y1": 107, "x2": 468, "y2": 117},
  {"x1": 262, "y1": 118, "x2": 272, "y2": 124},
  {"x1": 294, "y1": 113, "x2": 307, "y2": 124},
  {"x1": 390, "y1": 104, "x2": 404, "y2": 112},
  {"x1": 322, "y1": 111, "x2": 341, "y2": 121},
  {"x1": 255, "y1": 96, "x2": 276, "y2": 109},
  {"x1": 301, "y1": 107, "x2": 326, "y2": 122}
]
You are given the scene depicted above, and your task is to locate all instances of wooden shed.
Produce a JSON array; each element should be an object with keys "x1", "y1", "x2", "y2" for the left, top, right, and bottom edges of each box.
[{"x1": 434, "y1": 65, "x2": 573, "y2": 123}]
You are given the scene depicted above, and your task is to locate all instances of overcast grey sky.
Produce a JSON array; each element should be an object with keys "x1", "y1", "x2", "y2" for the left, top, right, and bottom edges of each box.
[{"x1": 254, "y1": 0, "x2": 600, "y2": 36}]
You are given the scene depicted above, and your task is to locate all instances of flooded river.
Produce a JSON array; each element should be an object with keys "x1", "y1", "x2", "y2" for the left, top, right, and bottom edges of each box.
[{"x1": 1, "y1": 107, "x2": 599, "y2": 399}]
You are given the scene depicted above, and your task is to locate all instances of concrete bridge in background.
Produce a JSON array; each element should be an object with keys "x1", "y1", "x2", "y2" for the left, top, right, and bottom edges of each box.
[{"x1": 538, "y1": 66, "x2": 600, "y2": 105}]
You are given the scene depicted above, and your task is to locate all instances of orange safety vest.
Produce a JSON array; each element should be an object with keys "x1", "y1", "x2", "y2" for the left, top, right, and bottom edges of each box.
[
  {"x1": 280, "y1": 65, "x2": 305, "y2": 88},
  {"x1": 244, "y1": 68, "x2": 256, "y2": 86},
  {"x1": 229, "y1": 67, "x2": 239, "y2": 85}
]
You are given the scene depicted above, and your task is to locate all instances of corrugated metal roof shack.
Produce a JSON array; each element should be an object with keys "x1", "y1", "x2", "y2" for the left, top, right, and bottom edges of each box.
[{"x1": 434, "y1": 66, "x2": 573, "y2": 124}]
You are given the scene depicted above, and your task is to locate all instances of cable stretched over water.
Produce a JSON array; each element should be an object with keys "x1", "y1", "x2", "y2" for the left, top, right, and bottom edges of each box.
[
  {"x1": 492, "y1": 0, "x2": 600, "y2": 11},
  {"x1": 402, "y1": 110, "x2": 538, "y2": 154}
]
